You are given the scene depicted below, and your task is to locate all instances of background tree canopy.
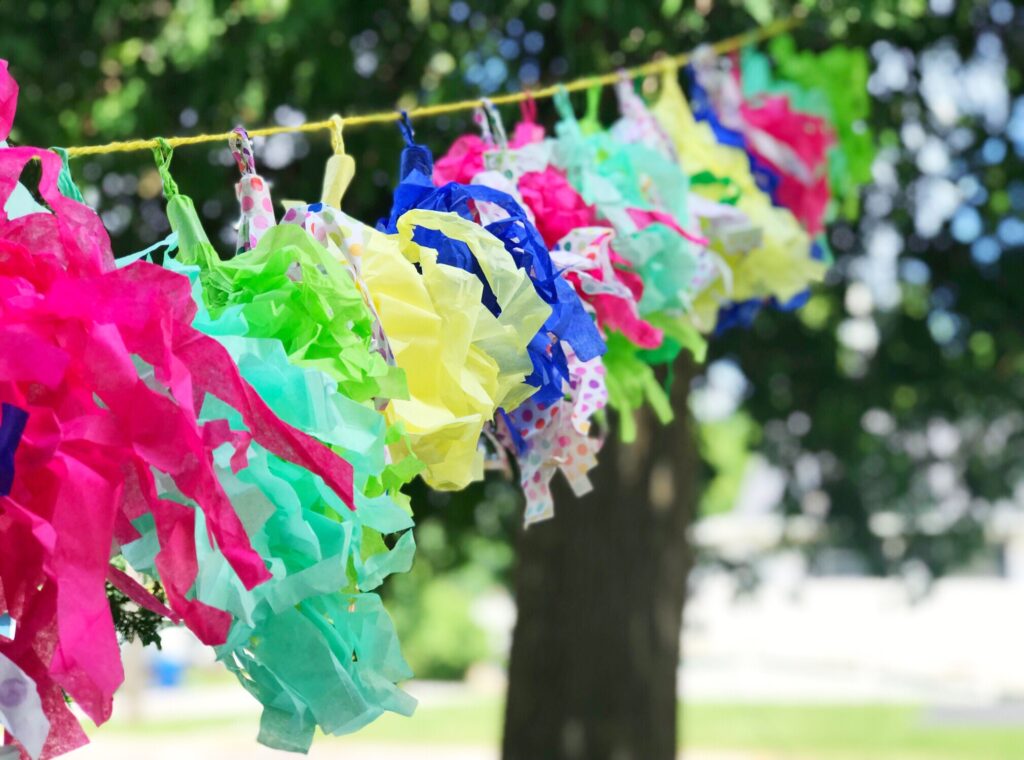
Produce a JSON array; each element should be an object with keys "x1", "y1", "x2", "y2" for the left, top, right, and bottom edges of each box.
[{"x1": 3, "y1": 0, "x2": 1021, "y2": 653}]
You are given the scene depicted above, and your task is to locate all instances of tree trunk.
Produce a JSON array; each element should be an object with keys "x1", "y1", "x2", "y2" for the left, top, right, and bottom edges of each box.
[{"x1": 502, "y1": 357, "x2": 698, "y2": 760}]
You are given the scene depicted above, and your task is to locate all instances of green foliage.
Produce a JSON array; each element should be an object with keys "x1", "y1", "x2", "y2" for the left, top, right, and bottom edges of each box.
[
  {"x1": 389, "y1": 573, "x2": 490, "y2": 680},
  {"x1": 682, "y1": 703, "x2": 1024, "y2": 759},
  {"x1": 717, "y1": 2, "x2": 1024, "y2": 577},
  {"x1": 699, "y1": 412, "x2": 758, "y2": 517},
  {"x1": 384, "y1": 476, "x2": 519, "y2": 679},
  {"x1": 105, "y1": 580, "x2": 167, "y2": 650}
]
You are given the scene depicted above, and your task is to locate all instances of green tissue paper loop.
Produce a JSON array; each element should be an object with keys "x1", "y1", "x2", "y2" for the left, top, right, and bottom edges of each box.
[
  {"x1": 603, "y1": 332, "x2": 674, "y2": 442},
  {"x1": 52, "y1": 147, "x2": 84, "y2": 202},
  {"x1": 167, "y1": 192, "x2": 407, "y2": 404},
  {"x1": 553, "y1": 85, "x2": 576, "y2": 124},
  {"x1": 580, "y1": 84, "x2": 604, "y2": 135},
  {"x1": 151, "y1": 137, "x2": 180, "y2": 198}
]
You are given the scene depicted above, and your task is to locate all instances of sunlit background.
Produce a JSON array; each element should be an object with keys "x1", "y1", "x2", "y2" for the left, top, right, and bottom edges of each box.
[{"x1": 4, "y1": 0, "x2": 1023, "y2": 757}]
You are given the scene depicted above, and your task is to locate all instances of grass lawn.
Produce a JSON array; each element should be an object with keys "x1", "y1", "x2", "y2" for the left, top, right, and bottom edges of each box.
[
  {"x1": 100, "y1": 698, "x2": 1024, "y2": 759},
  {"x1": 681, "y1": 703, "x2": 1024, "y2": 760}
]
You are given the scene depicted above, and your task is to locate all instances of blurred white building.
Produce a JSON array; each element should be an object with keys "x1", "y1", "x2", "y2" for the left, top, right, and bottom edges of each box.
[{"x1": 684, "y1": 454, "x2": 1024, "y2": 706}]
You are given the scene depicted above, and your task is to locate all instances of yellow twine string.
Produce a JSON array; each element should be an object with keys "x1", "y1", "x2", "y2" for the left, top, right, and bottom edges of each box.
[{"x1": 62, "y1": 15, "x2": 801, "y2": 159}]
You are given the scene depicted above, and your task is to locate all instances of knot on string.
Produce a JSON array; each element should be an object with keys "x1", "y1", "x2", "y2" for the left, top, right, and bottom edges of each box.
[
  {"x1": 658, "y1": 55, "x2": 681, "y2": 73},
  {"x1": 397, "y1": 110, "x2": 416, "y2": 147},
  {"x1": 321, "y1": 114, "x2": 356, "y2": 208},
  {"x1": 151, "y1": 137, "x2": 179, "y2": 198},
  {"x1": 51, "y1": 147, "x2": 85, "y2": 203},
  {"x1": 553, "y1": 85, "x2": 576, "y2": 123},
  {"x1": 613, "y1": 70, "x2": 649, "y2": 123},
  {"x1": 329, "y1": 115, "x2": 346, "y2": 155},
  {"x1": 519, "y1": 90, "x2": 537, "y2": 124},
  {"x1": 479, "y1": 98, "x2": 509, "y2": 151},
  {"x1": 229, "y1": 126, "x2": 256, "y2": 176},
  {"x1": 397, "y1": 110, "x2": 434, "y2": 180}
]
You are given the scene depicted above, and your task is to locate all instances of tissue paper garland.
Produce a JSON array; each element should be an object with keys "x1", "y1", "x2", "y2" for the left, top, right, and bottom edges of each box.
[
  {"x1": 279, "y1": 196, "x2": 551, "y2": 491},
  {"x1": 0, "y1": 36, "x2": 875, "y2": 755},
  {"x1": 429, "y1": 110, "x2": 615, "y2": 514},
  {"x1": 380, "y1": 121, "x2": 605, "y2": 407},
  {"x1": 430, "y1": 97, "x2": 683, "y2": 474},
  {"x1": 389, "y1": 209, "x2": 551, "y2": 484},
  {"x1": 688, "y1": 52, "x2": 834, "y2": 236},
  {"x1": 552, "y1": 87, "x2": 711, "y2": 322},
  {"x1": 286, "y1": 194, "x2": 553, "y2": 489},
  {"x1": 543, "y1": 93, "x2": 693, "y2": 433},
  {"x1": 0, "y1": 152, "x2": 357, "y2": 757},
  {"x1": 651, "y1": 69, "x2": 827, "y2": 322},
  {"x1": 118, "y1": 245, "x2": 418, "y2": 751},
  {"x1": 428, "y1": 77, "x2": 815, "y2": 441},
  {"x1": 162, "y1": 181, "x2": 406, "y2": 406},
  {"x1": 549, "y1": 87, "x2": 721, "y2": 387},
  {"x1": 0, "y1": 250, "x2": 351, "y2": 735},
  {"x1": 163, "y1": 179, "x2": 421, "y2": 492},
  {"x1": 497, "y1": 347, "x2": 608, "y2": 524},
  {"x1": 745, "y1": 37, "x2": 875, "y2": 218}
]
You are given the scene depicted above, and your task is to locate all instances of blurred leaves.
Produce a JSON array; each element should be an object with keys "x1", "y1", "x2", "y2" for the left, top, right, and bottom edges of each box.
[
  {"x1": 700, "y1": 412, "x2": 759, "y2": 517},
  {"x1": 106, "y1": 580, "x2": 167, "y2": 649}
]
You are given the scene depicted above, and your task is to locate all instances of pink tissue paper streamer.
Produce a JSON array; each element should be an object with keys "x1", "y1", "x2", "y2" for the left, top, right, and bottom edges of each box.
[{"x1": 0, "y1": 59, "x2": 354, "y2": 759}]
